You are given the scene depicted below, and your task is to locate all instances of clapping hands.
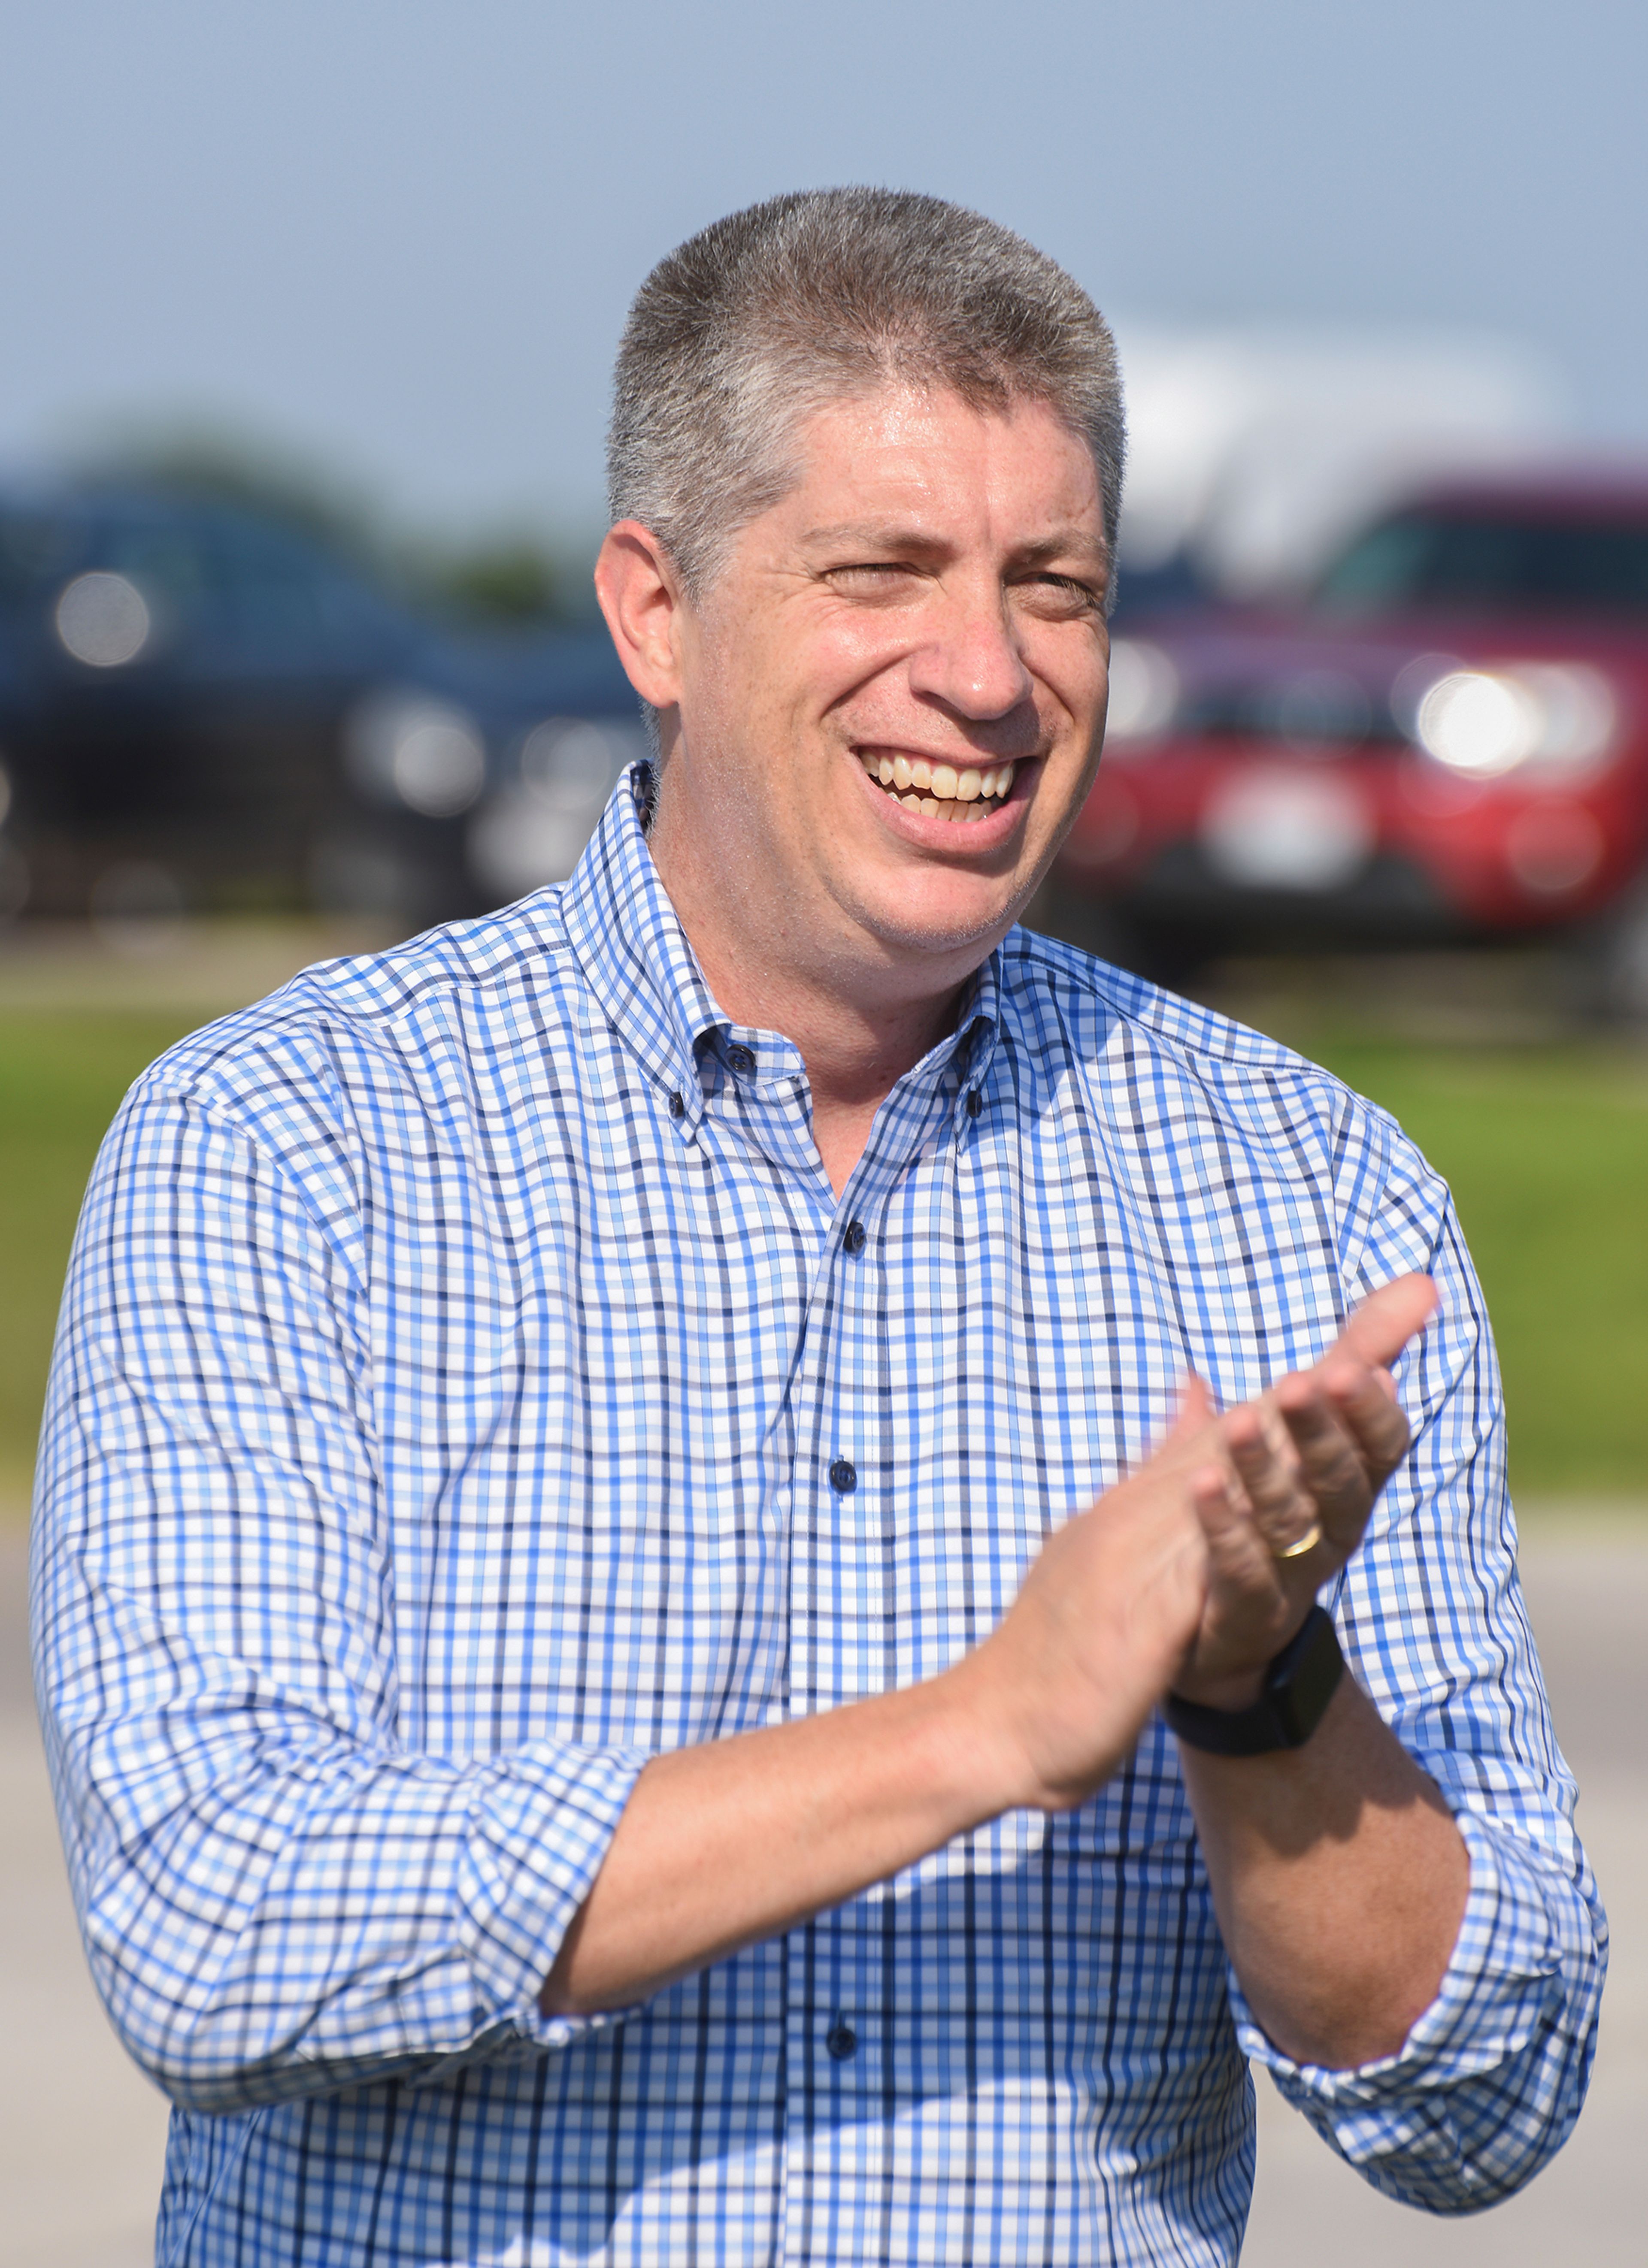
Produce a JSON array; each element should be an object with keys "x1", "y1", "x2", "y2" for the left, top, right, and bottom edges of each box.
[{"x1": 969, "y1": 1274, "x2": 1439, "y2": 1813}]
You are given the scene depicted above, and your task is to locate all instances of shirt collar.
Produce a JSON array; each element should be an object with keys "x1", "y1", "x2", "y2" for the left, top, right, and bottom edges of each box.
[
  {"x1": 560, "y1": 765, "x2": 724, "y2": 1125},
  {"x1": 560, "y1": 765, "x2": 1003, "y2": 1139}
]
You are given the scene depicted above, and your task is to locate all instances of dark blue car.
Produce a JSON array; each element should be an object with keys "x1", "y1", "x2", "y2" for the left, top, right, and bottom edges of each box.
[{"x1": 0, "y1": 485, "x2": 643, "y2": 927}]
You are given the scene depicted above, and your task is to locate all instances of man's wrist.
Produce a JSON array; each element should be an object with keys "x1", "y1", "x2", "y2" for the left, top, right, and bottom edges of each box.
[
  {"x1": 1166, "y1": 1608, "x2": 1345, "y2": 1757},
  {"x1": 933, "y1": 1648, "x2": 1047, "y2": 1820},
  {"x1": 1169, "y1": 1663, "x2": 1267, "y2": 1713},
  {"x1": 1169, "y1": 1605, "x2": 1314, "y2": 1713}
]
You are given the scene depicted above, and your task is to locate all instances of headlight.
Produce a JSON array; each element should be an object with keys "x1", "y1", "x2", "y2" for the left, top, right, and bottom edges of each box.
[
  {"x1": 519, "y1": 717, "x2": 638, "y2": 818},
  {"x1": 345, "y1": 690, "x2": 487, "y2": 816},
  {"x1": 1104, "y1": 638, "x2": 1180, "y2": 744},
  {"x1": 470, "y1": 717, "x2": 646, "y2": 898},
  {"x1": 55, "y1": 571, "x2": 151, "y2": 667},
  {"x1": 1410, "y1": 663, "x2": 1617, "y2": 780}
]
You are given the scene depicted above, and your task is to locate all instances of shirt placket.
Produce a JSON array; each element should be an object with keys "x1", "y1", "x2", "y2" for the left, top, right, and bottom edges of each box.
[{"x1": 776, "y1": 1077, "x2": 954, "y2": 2268}]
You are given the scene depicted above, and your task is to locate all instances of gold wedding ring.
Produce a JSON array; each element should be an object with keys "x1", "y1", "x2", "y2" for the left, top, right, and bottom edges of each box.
[{"x1": 1272, "y1": 1521, "x2": 1323, "y2": 1561}]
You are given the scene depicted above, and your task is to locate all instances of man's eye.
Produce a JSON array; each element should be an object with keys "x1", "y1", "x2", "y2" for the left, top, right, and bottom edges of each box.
[
  {"x1": 1021, "y1": 574, "x2": 1101, "y2": 614},
  {"x1": 827, "y1": 562, "x2": 918, "y2": 591}
]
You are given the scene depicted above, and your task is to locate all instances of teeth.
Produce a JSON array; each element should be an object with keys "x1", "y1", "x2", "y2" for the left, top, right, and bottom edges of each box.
[{"x1": 868, "y1": 754, "x2": 1017, "y2": 818}]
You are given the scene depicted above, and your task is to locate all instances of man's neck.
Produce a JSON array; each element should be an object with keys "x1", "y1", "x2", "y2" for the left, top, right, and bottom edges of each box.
[
  {"x1": 647, "y1": 819, "x2": 978, "y2": 1197},
  {"x1": 698, "y1": 932, "x2": 969, "y2": 1197}
]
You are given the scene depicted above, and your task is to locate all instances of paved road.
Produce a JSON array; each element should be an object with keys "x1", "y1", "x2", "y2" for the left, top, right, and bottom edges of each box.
[
  {"x1": 3, "y1": 1526, "x2": 1641, "y2": 2265},
  {"x1": 1243, "y1": 1527, "x2": 1647, "y2": 2265},
  {"x1": 1, "y1": 1532, "x2": 171, "y2": 2267}
]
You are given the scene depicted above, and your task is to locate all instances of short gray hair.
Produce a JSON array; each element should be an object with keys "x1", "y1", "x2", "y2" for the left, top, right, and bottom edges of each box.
[{"x1": 607, "y1": 187, "x2": 1125, "y2": 603}]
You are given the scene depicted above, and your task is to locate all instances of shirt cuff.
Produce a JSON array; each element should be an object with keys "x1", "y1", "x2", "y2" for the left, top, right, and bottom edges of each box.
[
  {"x1": 1234, "y1": 1805, "x2": 1563, "y2": 2142},
  {"x1": 449, "y1": 1736, "x2": 652, "y2": 2061}
]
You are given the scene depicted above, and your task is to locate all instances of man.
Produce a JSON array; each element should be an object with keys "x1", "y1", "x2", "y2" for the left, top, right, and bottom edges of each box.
[{"x1": 34, "y1": 190, "x2": 1602, "y2": 2266}]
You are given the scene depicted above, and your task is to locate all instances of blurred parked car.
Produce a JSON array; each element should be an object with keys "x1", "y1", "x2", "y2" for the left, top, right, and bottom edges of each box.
[
  {"x1": 1052, "y1": 470, "x2": 1648, "y2": 1009},
  {"x1": 461, "y1": 631, "x2": 647, "y2": 905},
  {"x1": 0, "y1": 484, "x2": 644, "y2": 929}
]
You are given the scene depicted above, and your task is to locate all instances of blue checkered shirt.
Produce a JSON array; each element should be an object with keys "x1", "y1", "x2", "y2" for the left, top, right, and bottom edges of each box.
[{"x1": 34, "y1": 771, "x2": 1604, "y2": 2265}]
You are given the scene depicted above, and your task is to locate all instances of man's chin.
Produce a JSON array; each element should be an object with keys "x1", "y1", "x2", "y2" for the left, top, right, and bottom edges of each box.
[{"x1": 839, "y1": 869, "x2": 1032, "y2": 967}]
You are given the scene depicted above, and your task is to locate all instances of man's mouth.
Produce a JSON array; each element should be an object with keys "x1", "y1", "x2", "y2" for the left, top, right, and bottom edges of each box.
[{"x1": 856, "y1": 751, "x2": 1018, "y2": 824}]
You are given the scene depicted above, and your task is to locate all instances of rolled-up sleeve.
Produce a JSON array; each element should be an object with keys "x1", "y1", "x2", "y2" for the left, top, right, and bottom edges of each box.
[
  {"x1": 31, "y1": 1068, "x2": 648, "y2": 2115},
  {"x1": 1237, "y1": 1127, "x2": 1608, "y2": 2210}
]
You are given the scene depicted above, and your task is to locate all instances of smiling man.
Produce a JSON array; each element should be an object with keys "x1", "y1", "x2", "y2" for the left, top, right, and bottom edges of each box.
[{"x1": 33, "y1": 191, "x2": 1603, "y2": 2267}]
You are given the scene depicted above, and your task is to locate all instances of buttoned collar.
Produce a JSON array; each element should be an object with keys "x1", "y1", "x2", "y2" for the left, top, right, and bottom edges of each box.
[{"x1": 559, "y1": 766, "x2": 1003, "y2": 1146}]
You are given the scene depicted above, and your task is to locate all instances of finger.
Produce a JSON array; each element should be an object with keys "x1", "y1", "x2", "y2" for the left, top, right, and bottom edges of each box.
[
  {"x1": 1221, "y1": 1401, "x2": 1321, "y2": 1556},
  {"x1": 1166, "y1": 1372, "x2": 1217, "y2": 1443},
  {"x1": 1328, "y1": 1275, "x2": 1438, "y2": 1375},
  {"x1": 1189, "y1": 1461, "x2": 1285, "y2": 1611},
  {"x1": 1291, "y1": 1352, "x2": 1414, "y2": 1471},
  {"x1": 1318, "y1": 1359, "x2": 1415, "y2": 1488},
  {"x1": 1270, "y1": 1376, "x2": 1384, "y2": 1545},
  {"x1": 1144, "y1": 1373, "x2": 1224, "y2": 1477}
]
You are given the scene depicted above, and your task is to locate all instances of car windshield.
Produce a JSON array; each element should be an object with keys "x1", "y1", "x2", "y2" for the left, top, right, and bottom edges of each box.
[{"x1": 1315, "y1": 508, "x2": 1648, "y2": 620}]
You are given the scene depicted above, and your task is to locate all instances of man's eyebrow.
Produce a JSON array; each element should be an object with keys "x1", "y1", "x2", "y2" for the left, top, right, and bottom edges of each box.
[
  {"x1": 1013, "y1": 532, "x2": 1110, "y2": 576},
  {"x1": 800, "y1": 521, "x2": 1108, "y2": 568},
  {"x1": 800, "y1": 521, "x2": 939, "y2": 550}
]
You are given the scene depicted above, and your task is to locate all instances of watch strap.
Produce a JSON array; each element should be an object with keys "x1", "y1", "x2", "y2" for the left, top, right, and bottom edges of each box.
[{"x1": 1164, "y1": 1605, "x2": 1345, "y2": 1757}]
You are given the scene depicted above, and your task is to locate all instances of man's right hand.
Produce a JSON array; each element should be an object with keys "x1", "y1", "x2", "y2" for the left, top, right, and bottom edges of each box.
[{"x1": 950, "y1": 1419, "x2": 1217, "y2": 1814}]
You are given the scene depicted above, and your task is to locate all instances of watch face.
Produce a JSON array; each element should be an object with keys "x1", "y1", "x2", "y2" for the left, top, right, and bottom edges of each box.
[
  {"x1": 1165, "y1": 1609, "x2": 1345, "y2": 1755},
  {"x1": 1271, "y1": 1609, "x2": 1345, "y2": 1747}
]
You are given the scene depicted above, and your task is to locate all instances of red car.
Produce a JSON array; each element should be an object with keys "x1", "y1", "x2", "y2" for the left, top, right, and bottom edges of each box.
[{"x1": 1052, "y1": 471, "x2": 1648, "y2": 1009}]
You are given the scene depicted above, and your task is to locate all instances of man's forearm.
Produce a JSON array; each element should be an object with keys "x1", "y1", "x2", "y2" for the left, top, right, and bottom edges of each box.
[
  {"x1": 1177, "y1": 1675, "x2": 1469, "y2": 2070},
  {"x1": 542, "y1": 1452, "x2": 1216, "y2": 2017},
  {"x1": 540, "y1": 1666, "x2": 1015, "y2": 2014}
]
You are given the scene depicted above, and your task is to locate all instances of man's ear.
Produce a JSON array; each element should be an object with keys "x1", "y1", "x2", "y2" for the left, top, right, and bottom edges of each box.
[{"x1": 595, "y1": 520, "x2": 686, "y2": 711}]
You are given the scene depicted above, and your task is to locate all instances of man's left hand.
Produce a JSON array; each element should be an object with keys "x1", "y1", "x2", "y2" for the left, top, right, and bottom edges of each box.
[{"x1": 1171, "y1": 1274, "x2": 1439, "y2": 1709}]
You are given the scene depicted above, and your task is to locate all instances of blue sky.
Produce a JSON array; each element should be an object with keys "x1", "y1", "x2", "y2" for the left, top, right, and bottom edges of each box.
[{"x1": 3, "y1": 0, "x2": 1643, "y2": 533}]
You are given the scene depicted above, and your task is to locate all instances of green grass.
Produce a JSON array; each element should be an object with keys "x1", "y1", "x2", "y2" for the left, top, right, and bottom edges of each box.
[
  {"x1": 1309, "y1": 1040, "x2": 1648, "y2": 1497},
  {"x1": 0, "y1": 1013, "x2": 199, "y2": 1504},
  {"x1": 1, "y1": 1011, "x2": 1644, "y2": 1506}
]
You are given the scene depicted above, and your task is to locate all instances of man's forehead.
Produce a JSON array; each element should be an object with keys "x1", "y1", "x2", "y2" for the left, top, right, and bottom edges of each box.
[{"x1": 782, "y1": 388, "x2": 1106, "y2": 554}]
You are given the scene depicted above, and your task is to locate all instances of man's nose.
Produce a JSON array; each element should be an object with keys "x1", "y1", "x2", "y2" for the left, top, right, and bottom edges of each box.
[{"x1": 906, "y1": 593, "x2": 1035, "y2": 721}]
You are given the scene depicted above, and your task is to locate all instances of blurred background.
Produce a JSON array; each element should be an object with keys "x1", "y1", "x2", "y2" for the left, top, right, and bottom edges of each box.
[{"x1": 1, "y1": 3, "x2": 1645, "y2": 2261}]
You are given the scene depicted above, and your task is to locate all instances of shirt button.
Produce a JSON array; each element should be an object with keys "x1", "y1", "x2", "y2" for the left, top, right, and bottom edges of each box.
[
  {"x1": 728, "y1": 1044, "x2": 756, "y2": 1076},
  {"x1": 668, "y1": 1090, "x2": 685, "y2": 1119},
  {"x1": 842, "y1": 1219, "x2": 866, "y2": 1255},
  {"x1": 826, "y1": 2021, "x2": 857, "y2": 2061},
  {"x1": 966, "y1": 1088, "x2": 983, "y2": 1119},
  {"x1": 828, "y1": 1458, "x2": 857, "y2": 1494}
]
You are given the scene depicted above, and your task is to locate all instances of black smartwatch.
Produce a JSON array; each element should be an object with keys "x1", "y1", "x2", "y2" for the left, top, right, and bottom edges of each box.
[{"x1": 1164, "y1": 1606, "x2": 1345, "y2": 1757}]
